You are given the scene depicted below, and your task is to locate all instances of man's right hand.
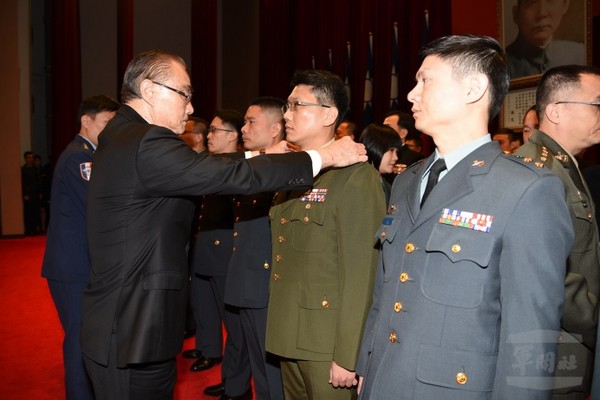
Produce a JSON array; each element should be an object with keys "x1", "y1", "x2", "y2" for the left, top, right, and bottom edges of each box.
[{"x1": 317, "y1": 137, "x2": 368, "y2": 169}]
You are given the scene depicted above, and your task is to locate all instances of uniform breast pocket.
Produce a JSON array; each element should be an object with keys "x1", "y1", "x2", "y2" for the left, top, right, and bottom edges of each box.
[
  {"x1": 290, "y1": 202, "x2": 327, "y2": 252},
  {"x1": 421, "y1": 224, "x2": 496, "y2": 309}
]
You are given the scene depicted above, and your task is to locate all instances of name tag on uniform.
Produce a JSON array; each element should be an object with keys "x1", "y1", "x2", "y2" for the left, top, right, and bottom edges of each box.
[
  {"x1": 439, "y1": 208, "x2": 493, "y2": 233},
  {"x1": 300, "y1": 188, "x2": 328, "y2": 202}
]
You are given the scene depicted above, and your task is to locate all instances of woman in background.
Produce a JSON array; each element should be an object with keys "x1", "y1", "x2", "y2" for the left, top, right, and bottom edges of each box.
[{"x1": 359, "y1": 123, "x2": 402, "y2": 204}]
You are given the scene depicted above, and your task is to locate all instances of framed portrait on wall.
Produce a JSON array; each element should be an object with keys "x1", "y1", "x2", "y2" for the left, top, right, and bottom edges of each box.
[{"x1": 498, "y1": 0, "x2": 592, "y2": 128}]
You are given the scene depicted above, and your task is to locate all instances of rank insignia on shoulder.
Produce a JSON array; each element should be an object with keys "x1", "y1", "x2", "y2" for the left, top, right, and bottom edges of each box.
[
  {"x1": 80, "y1": 162, "x2": 92, "y2": 181},
  {"x1": 438, "y1": 208, "x2": 493, "y2": 233},
  {"x1": 555, "y1": 153, "x2": 569, "y2": 163},
  {"x1": 299, "y1": 188, "x2": 327, "y2": 202}
]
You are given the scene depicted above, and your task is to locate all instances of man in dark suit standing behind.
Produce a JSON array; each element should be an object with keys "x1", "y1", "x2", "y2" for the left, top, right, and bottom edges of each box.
[
  {"x1": 356, "y1": 35, "x2": 573, "y2": 399},
  {"x1": 42, "y1": 95, "x2": 119, "y2": 400},
  {"x1": 80, "y1": 50, "x2": 367, "y2": 400}
]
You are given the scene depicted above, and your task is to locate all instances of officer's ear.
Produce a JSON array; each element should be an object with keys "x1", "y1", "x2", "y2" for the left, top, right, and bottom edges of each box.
[
  {"x1": 465, "y1": 73, "x2": 488, "y2": 105},
  {"x1": 544, "y1": 103, "x2": 560, "y2": 124},
  {"x1": 322, "y1": 106, "x2": 339, "y2": 128}
]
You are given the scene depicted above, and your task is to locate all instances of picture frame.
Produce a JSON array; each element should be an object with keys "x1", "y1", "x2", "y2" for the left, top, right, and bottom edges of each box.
[{"x1": 498, "y1": 0, "x2": 592, "y2": 128}]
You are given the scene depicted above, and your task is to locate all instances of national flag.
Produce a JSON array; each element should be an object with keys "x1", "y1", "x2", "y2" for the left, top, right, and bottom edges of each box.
[
  {"x1": 390, "y1": 21, "x2": 399, "y2": 110},
  {"x1": 422, "y1": 9, "x2": 430, "y2": 45},
  {"x1": 363, "y1": 32, "x2": 373, "y2": 126}
]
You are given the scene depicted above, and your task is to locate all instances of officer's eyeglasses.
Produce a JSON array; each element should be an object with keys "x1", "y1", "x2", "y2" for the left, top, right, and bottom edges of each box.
[
  {"x1": 554, "y1": 100, "x2": 600, "y2": 110},
  {"x1": 282, "y1": 101, "x2": 331, "y2": 113},
  {"x1": 207, "y1": 126, "x2": 234, "y2": 134}
]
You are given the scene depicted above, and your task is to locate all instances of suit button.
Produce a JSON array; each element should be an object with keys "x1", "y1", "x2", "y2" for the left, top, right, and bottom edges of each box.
[
  {"x1": 278, "y1": 235, "x2": 285, "y2": 243},
  {"x1": 389, "y1": 331, "x2": 397, "y2": 343},
  {"x1": 393, "y1": 302, "x2": 403, "y2": 313},
  {"x1": 276, "y1": 255, "x2": 282, "y2": 262},
  {"x1": 405, "y1": 243, "x2": 415, "y2": 253},
  {"x1": 305, "y1": 203, "x2": 311, "y2": 209},
  {"x1": 214, "y1": 240, "x2": 220, "y2": 245},
  {"x1": 451, "y1": 244, "x2": 461, "y2": 253},
  {"x1": 280, "y1": 218, "x2": 287, "y2": 224},
  {"x1": 303, "y1": 216, "x2": 310, "y2": 223},
  {"x1": 273, "y1": 273, "x2": 280, "y2": 281},
  {"x1": 263, "y1": 262, "x2": 269, "y2": 270},
  {"x1": 233, "y1": 231, "x2": 238, "y2": 237},
  {"x1": 399, "y1": 272, "x2": 409, "y2": 283},
  {"x1": 456, "y1": 372, "x2": 468, "y2": 385}
]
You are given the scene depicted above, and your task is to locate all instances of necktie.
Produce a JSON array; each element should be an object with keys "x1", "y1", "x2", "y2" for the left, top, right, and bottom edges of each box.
[{"x1": 421, "y1": 158, "x2": 447, "y2": 208}]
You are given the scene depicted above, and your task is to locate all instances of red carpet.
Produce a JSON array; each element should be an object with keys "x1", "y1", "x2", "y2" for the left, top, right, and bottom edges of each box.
[{"x1": 0, "y1": 236, "x2": 226, "y2": 399}]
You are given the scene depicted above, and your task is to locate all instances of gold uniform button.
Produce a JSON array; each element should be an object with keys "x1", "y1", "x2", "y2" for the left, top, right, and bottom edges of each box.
[
  {"x1": 275, "y1": 255, "x2": 282, "y2": 262},
  {"x1": 235, "y1": 216, "x2": 240, "y2": 222},
  {"x1": 380, "y1": 231, "x2": 387, "y2": 238},
  {"x1": 303, "y1": 216, "x2": 310, "y2": 223},
  {"x1": 393, "y1": 302, "x2": 403, "y2": 313},
  {"x1": 305, "y1": 203, "x2": 311, "y2": 209},
  {"x1": 236, "y1": 201, "x2": 240, "y2": 207},
  {"x1": 405, "y1": 243, "x2": 415, "y2": 253},
  {"x1": 451, "y1": 244, "x2": 461, "y2": 253},
  {"x1": 263, "y1": 262, "x2": 270, "y2": 270},
  {"x1": 456, "y1": 372, "x2": 468, "y2": 385},
  {"x1": 280, "y1": 218, "x2": 287, "y2": 224},
  {"x1": 322, "y1": 300, "x2": 329, "y2": 308},
  {"x1": 273, "y1": 273, "x2": 280, "y2": 281},
  {"x1": 399, "y1": 272, "x2": 409, "y2": 283},
  {"x1": 389, "y1": 331, "x2": 397, "y2": 343},
  {"x1": 252, "y1": 199, "x2": 257, "y2": 205},
  {"x1": 278, "y1": 235, "x2": 285, "y2": 243},
  {"x1": 214, "y1": 240, "x2": 220, "y2": 245},
  {"x1": 233, "y1": 231, "x2": 238, "y2": 237},
  {"x1": 232, "y1": 246, "x2": 236, "y2": 252}
]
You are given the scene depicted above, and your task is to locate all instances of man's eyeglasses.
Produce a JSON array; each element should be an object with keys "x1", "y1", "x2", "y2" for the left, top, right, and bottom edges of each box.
[
  {"x1": 207, "y1": 126, "x2": 234, "y2": 134},
  {"x1": 555, "y1": 100, "x2": 600, "y2": 109},
  {"x1": 152, "y1": 81, "x2": 193, "y2": 103},
  {"x1": 282, "y1": 101, "x2": 331, "y2": 113}
]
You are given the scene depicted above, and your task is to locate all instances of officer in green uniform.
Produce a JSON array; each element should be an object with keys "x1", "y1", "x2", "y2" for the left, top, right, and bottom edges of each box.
[
  {"x1": 515, "y1": 64, "x2": 600, "y2": 399},
  {"x1": 265, "y1": 70, "x2": 386, "y2": 400}
]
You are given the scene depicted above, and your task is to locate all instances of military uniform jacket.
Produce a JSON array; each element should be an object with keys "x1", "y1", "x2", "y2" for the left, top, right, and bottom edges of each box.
[
  {"x1": 265, "y1": 162, "x2": 386, "y2": 370},
  {"x1": 224, "y1": 192, "x2": 276, "y2": 309},
  {"x1": 190, "y1": 194, "x2": 235, "y2": 277},
  {"x1": 515, "y1": 130, "x2": 600, "y2": 398},
  {"x1": 356, "y1": 141, "x2": 574, "y2": 400},
  {"x1": 42, "y1": 135, "x2": 95, "y2": 282},
  {"x1": 81, "y1": 105, "x2": 313, "y2": 368}
]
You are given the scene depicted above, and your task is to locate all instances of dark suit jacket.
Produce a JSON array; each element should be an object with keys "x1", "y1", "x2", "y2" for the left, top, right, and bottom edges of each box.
[
  {"x1": 42, "y1": 135, "x2": 95, "y2": 282},
  {"x1": 357, "y1": 141, "x2": 574, "y2": 399},
  {"x1": 81, "y1": 105, "x2": 313, "y2": 367}
]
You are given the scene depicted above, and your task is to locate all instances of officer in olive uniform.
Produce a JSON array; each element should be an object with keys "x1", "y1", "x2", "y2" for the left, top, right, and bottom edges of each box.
[
  {"x1": 514, "y1": 65, "x2": 600, "y2": 399},
  {"x1": 265, "y1": 70, "x2": 387, "y2": 400}
]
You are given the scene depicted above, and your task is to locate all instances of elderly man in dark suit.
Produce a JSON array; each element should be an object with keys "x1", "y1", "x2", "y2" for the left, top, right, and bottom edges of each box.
[
  {"x1": 80, "y1": 50, "x2": 367, "y2": 400},
  {"x1": 515, "y1": 64, "x2": 600, "y2": 399},
  {"x1": 41, "y1": 94, "x2": 119, "y2": 400},
  {"x1": 356, "y1": 35, "x2": 574, "y2": 400}
]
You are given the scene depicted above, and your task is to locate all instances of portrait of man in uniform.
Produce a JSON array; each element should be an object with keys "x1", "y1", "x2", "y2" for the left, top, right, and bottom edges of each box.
[{"x1": 501, "y1": 0, "x2": 588, "y2": 80}]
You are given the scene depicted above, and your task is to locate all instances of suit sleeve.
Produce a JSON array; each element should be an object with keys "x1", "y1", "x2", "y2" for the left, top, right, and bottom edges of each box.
[
  {"x1": 136, "y1": 128, "x2": 313, "y2": 196},
  {"x1": 333, "y1": 166, "x2": 386, "y2": 370},
  {"x1": 492, "y1": 173, "x2": 573, "y2": 399}
]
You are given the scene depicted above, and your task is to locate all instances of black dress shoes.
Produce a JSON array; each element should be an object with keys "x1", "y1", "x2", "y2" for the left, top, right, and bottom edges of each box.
[
  {"x1": 219, "y1": 388, "x2": 253, "y2": 400},
  {"x1": 181, "y1": 349, "x2": 202, "y2": 359},
  {"x1": 190, "y1": 356, "x2": 222, "y2": 372},
  {"x1": 203, "y1": 383, "x2": 225, "y2": 397}
]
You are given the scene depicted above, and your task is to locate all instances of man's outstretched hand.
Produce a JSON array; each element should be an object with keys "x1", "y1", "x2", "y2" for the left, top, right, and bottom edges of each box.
[{"x1": 317, "y1": 137, "x2": 368, "y2": 168}]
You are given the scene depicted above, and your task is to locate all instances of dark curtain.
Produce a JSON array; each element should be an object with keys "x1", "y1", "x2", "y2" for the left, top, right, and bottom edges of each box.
[
  {"x1": 50, "y1": 0, "x2": 82, "y2": 164},
  {"x1": 259, "y1": 0, "x2": 451, "y2": 156},
  {"x1": 117, "y1": 0, "x2": 134, "y2": 95},
  {"x1": 191, "y1": 0, "x2": 218, "y2": 120}
]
